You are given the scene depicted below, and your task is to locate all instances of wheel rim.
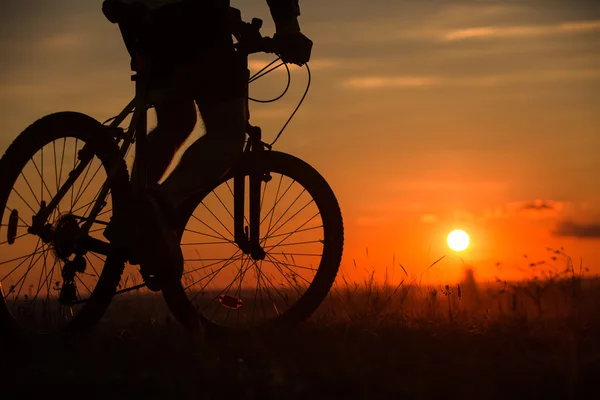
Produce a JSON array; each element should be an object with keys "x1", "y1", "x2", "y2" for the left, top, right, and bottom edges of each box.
[
  {"x1": 179, "y1": 171, "x2": 327, "y2": 329},
  {"x1": 0, "y1": 136, "x2": 113, "y2": 335}
]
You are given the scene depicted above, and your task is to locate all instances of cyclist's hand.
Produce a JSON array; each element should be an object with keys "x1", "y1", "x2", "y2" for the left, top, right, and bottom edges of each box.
[{"x1": 273, "y1": 32, "x2": 313, "y2": 66}]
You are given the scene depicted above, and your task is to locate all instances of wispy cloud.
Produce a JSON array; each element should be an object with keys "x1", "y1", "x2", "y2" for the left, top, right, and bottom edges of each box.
[
  {"x1": 553, "y1": 221, "x2": 600, "y2": 239},
  {"x1": 390, "y1": 180, "x2": 509, "y2": 193},
  {"x1": 520, "y1": 200, "x2": 562, "y2": 211},
  {"x1": 483, "y1": 200, "x2": 567, "y2": 221},
  {"x1": 248, "y1": 58, "x2": 340, "y2": 74},
  {"x1": 420, "y1": 214, "x2": 438, "y2": 224},
  {"x1": 343, "y1": 69, "x2": 600, "y2": 90},
  {"x1": 344, "y1": 76, "x2": 438, "y2": 89},
  {"x1": 444, "y1": 20, "x2": 600, "y2": 41}
]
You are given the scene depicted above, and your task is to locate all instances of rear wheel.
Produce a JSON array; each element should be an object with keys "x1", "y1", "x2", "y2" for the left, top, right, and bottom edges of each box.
[
  {"x1": 0, "y1": 112, "x2": 129, "y2": 343},
  {"x1": 162, "y1": 151, "x2": 343, "y2": 333}
]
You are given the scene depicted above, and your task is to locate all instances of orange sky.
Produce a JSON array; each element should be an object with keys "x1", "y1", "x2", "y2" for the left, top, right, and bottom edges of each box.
[{"x1": 1, "y1": 0, "x2": 599, "y2": 284}]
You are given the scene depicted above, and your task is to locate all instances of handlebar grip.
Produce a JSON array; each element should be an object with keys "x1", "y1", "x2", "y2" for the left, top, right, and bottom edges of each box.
[{"x1": 260, "y1": 37, "x2": 276, "y2": 54}]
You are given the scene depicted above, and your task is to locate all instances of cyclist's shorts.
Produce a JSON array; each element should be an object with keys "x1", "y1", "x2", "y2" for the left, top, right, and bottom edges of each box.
[{"x1": 149, "y1": 47, "x2": 248, "y2": 103}]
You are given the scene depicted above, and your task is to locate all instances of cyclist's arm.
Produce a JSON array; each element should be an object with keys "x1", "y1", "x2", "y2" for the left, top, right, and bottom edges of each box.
[{"x1": 266, "y1": 0, "x2": 301, "y2": 34}]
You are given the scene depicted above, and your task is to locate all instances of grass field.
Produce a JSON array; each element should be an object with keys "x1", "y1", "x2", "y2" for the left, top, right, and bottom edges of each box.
[{"x1": 3, "y1": 259, "x2": 600, "y2": 399}]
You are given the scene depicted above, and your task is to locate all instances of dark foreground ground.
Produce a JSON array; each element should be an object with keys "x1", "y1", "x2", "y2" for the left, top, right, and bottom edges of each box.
[{"x1": 3, "y1": 275, "x2": 600, "y2": 399}]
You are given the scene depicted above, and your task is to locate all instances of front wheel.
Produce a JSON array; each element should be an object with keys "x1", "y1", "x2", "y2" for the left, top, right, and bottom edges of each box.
[{"x1": 162, "y1": 151, "x2": 344, "y2": 333}]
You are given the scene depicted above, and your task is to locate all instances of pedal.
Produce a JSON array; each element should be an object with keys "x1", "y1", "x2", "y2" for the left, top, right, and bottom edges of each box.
[{"x1": 218, "y1": 294, "x2": 243, "y2": 310}]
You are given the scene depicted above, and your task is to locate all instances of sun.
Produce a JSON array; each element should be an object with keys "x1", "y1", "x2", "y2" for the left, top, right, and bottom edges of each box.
[{"x1": 447, "y1": 230, "x2": 470, "y2": 252}]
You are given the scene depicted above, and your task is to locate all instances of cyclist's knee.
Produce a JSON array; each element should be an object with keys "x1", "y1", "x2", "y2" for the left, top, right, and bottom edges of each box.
[
  {"x1": 198, "y1": 97, "x2": 246, "y2": 145},
  {"x1": 155, "y1": 100, "x2": 197, "y2": 140}
]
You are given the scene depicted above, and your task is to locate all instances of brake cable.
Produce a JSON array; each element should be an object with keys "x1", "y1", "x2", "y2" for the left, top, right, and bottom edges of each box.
[
  {"x1": 248, "y1": 60, "x2": 291, "y2": 104},
  {"x1": 269, "y1": 63, "x2": 311, "y2": 147},
  {"x1": 248, "y1": 59, "x2": 311, "y2": 147}
]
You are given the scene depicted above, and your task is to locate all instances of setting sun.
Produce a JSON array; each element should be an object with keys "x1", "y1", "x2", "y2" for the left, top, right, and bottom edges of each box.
[{"x1": 447, "y1": 230, "x2": 470, "y2": 252}]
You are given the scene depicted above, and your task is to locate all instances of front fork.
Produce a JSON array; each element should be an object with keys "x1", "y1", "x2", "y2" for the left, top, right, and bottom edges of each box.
[{"x1": 234, "y1": 124, "x2": 271, "y2": 260}]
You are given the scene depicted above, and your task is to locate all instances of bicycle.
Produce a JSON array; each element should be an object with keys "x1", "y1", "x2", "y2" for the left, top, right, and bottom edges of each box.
[{"x1": 0, "y1": 7, "x2": 344, "y2": 343}]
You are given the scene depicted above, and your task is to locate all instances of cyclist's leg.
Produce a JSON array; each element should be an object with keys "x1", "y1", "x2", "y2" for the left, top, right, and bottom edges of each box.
[
  {"x1": 158, "y1": 30, "x2": 247, "y2": 208},
  {"x1": 146, "y1": 99, "x2": 197, "y2": 184},
  {"x1": 108, "y1": 99, "x2": 195, "y2": 245},
  {"x1": 159, "y1": 96, "x2": 246, "y2": 207}
]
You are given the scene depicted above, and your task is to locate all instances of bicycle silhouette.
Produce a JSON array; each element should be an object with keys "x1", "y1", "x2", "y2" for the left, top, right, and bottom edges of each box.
[{"x1": 0, "y1": 8, "x2": 343, "y2": 343}]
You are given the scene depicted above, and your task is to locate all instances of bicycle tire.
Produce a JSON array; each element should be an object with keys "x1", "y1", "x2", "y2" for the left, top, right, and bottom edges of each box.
[
  {"x1": 162, "y1": 151, "x2": 343, "y2": 334},
  {"x1": 0, "y1": 112, "x2": 129, "y2": 344}
]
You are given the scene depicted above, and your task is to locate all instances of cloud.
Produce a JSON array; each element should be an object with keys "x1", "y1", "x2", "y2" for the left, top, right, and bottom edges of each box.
[
  {"x1": 355, "y1": 215, "x2": 394, "y2": 228},
  {"x1": 390, "y1": 180, "x2": 509, "y2": 193},
  {"x1": 343, "y1": 69, "x2": 600, "y2": 90},
  {"x1": 520, "y1": 200, "x2": 563, "y2": 212},
  {"x1": 420, "y1": 214, "x2": 438, "y2": 224},
  {"x1": 483, "y1": 200, "x2": 568, "y2": 221},
  {"x1": 248, "y1": 58, "x2": 340, "y2": 74},
  {"x1": 553, "y1": 221, "x2": 600, "y2": 239},
  {"x1": 344, "y1": 76, "x2": 438, "y2": 89},
  {"x1": 36, "y1": 33, "x2": 87, "y2": 51},
  {"x1": 443, "y1": 20, "x2": 600, "y2": 41}
]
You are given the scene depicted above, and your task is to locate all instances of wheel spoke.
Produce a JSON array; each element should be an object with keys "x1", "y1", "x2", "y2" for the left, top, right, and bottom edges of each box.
[
  {"x1": 183, "y1": 256, "x2": 241, "y2": 276},
  {"x1": 58, "y1": 138, "x2": 67, "y2": 195},
  {"x1": 184, "y1": 228, "x2": 234, "y2": 243},
  {"x1": 257, "y1": 266, "x2": 290, "y2": 309},
  {"x1": 71, "y1": 156, "x2": 95, "y2": 209},
  {"x1": 9, "y1": 240, "x2": 47, "y2": 304},
  {"x1": 263, "y1": 254, "x2": 317, "y2": 272},
  {"x1": 264, "y1": 239, "x2": 322, "y2": 250},
  {"x1": 19, "y1": 171, "x2": 41, "y2": 208},
  {"x1": 31, "y1": 151, "x2": 57, "y2": 211},
  {"x1": 210, "y1": 189, "x2": 234, "y2": 221},
  {"x1": 200, "y1": 201, "x2": 234, "y2": 238},
  {"x1": 260, "y1": 176, "x2": 295, "y2": 226},
  {"x1": 0, "y1": 232, "x2": 30, "y2": 246},
  {"x1": 73, "y1": 161, "x2": 104, "y2": 210},
  {"x1": 31, "y1": 247, "x2": 54, "y2": 313},
  {"x1": 10, "y1": 186, "x2": 37, "y2": 214},
  {"x1": 264, "y1": 211, "x2": 320, "y2": 251},
  {"x1": 70, "y1": 138, "x2": 79, "y2": 209},
  {"x1": 206, "y1": 255, "x2": 253, "y2": 316},
  {"x1": 266, "y1": 253, "x2": 312, "y2": 286},
  {"x1": 265, "y1": 198, "x2": 314, "y2": 240},
  {"x1": 181, "y1": 241, "x2": 232, "y2": 246},
  {"x1": 0, "y1": 132, "x2": 123, "y2": 335},
  {"x1": 264, "y1": 254, "x2": 303, "y2": 297},
  {"x1": 0, "y1": 246, "x2": 46, "y2": 270},
  {"x1": 84, "y1": 254, "x2": 102, "y2": 278},
  {"x1": 265, "y1": 225, "x2": 323, "y2": 240},
  {"x1": 4, "y1": 206, "x2": 31, "y2": 228},
  {"x1": 262, "y1": 187, "x2": 306, "y2": 239},
  {"x1": 186, "y1": 250, "x2": 243, "y2": 294},
  {"x1": 190, "y1": 214, "x2": 231, "y2": 243}
]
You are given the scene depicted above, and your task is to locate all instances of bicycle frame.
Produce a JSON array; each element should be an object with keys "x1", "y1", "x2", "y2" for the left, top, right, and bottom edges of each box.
[{"x1": 30, "y1": 24, "x2": 274, "y2": 265}]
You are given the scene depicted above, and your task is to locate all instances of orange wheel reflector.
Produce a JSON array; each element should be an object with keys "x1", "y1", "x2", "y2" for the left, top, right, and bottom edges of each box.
[{"x1": 218, "y1": 294, "x2": 243, "y2": 310}]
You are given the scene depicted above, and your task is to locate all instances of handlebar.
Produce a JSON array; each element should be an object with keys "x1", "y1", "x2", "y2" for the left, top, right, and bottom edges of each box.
[
  {"x1": 229, "y1": 8, "x2": 280, "y2": 56},
  {"x1": 234, "y1": 36, "x2": 277, "y2": 56}
]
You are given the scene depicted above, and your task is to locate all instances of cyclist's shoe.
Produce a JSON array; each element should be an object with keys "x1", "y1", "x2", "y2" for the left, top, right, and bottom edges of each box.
[{"x1": 132, "y1": 189, "x2": 183, "y2": 292}]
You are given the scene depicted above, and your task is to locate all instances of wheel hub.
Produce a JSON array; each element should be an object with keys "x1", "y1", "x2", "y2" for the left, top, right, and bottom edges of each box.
[{"x1": 53, "y1": 214, "x2": 81, "y2": 260}]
